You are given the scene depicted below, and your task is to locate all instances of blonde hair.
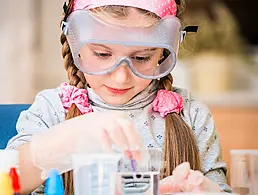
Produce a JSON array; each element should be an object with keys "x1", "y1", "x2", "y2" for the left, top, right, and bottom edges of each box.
[{"x1": 60, "y1": 1, "x2": 201, "y2": 194}]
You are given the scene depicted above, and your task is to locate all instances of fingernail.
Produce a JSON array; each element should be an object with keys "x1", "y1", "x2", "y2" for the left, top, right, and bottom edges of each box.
[{"x1": 132, "y1": 151, "x2": 140, "y2": 161}]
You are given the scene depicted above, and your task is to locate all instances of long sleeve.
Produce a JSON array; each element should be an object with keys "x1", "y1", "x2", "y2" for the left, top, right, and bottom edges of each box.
[
  {"x1": 6, "y1": 88, "x2": 65, "y2": 150},
  {"x1": 189, "y1": 99, "x2": 232, "y2": 192}
]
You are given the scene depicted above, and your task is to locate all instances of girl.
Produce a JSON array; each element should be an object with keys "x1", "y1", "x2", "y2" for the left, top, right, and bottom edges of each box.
[{"x1": 6, "y1": 0, "x2": 232, "y2": 194}]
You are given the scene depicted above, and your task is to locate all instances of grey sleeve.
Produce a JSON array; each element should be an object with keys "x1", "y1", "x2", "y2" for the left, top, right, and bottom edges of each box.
[
  {"x1": 190, "y1": 100, "x2": 232, "y2": 192},
  {"x1": 6, "y1": 88, "x2": 65, "y2": 150}
]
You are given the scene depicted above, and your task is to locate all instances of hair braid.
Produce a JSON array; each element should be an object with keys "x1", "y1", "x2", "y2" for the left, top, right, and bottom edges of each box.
[
  {"x1": 159, "y1": 74, "x2": 201, "y2": 179},
  {"x1": 59, "y1": 0, "x2": 84, "y2": 194}
]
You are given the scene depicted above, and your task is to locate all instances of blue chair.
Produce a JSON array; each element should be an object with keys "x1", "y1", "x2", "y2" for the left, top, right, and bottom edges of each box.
[{"x1": 0, "y1": 104, "x2": 31, "y2": 149}]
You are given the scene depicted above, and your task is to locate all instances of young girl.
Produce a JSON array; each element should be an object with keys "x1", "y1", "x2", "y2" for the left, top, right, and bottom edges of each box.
[{"x1": 6, "y1": 0, "x2": 232, "y2": 194}]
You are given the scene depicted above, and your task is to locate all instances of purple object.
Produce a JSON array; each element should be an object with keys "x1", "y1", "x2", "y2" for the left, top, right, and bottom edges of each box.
[{"x1": 130, "y1": 157, "x2": 137, "y2": 172}]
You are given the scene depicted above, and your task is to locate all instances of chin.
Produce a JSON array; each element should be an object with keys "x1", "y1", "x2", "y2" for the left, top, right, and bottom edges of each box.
[{"x1": 103, "y1": 97, "x2": 131, "y2": 106}]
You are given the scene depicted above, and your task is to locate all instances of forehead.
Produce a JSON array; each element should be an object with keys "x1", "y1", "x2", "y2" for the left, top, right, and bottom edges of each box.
[{"x1": 91, "y1": 7, "x2": 158, "y2": 27}]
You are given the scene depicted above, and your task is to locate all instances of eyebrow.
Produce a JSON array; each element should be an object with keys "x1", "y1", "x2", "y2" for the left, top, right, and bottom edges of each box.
[
  {"x1": 91, "y1": 43, "x2": 111, "y2": 50},
  {"x1": 91, "y1": 43, "x2": 157, "y2": 53},
  {"x1": 134, "y1": 48, "x2": 157, "y2": 53}
]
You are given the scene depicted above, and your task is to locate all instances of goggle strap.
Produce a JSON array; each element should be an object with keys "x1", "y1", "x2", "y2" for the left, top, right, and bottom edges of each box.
[
  {"x1": 181, "y1": 25, "x2": 199, "y2": 42},
  {"x1": 61, "y1": 21, "x2": 69, "y2": 35}
]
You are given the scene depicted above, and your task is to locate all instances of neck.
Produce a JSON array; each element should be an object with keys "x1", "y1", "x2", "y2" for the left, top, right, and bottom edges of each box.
[{"x1": 86, "y1": 80, "x2": 160, "y2": 111}]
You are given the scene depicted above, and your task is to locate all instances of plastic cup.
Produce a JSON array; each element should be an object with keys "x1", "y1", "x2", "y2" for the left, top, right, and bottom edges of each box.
[
  {"x1": 231, "y1": 150, "x2": 258, "y2": 195},
  {"x1": 72, "y1": 153, "x2": 122, "y2": 195}
]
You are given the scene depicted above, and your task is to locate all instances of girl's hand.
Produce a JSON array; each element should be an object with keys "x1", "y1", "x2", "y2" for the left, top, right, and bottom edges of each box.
[
  {"x1": 159, "y1": 162, "x2": 221, "y2": 194},
  {"x1": 82, "y1": 112, "x2": 142, "y2": 159},
  {"x1": 30, "y1": 112, "x2": 143, "y2": 174}
]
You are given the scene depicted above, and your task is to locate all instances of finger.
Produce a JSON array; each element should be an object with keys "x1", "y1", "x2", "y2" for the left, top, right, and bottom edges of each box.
[
  {"x1": 191, "y1": 186, "x2": 203, "y2": 192},
  {"x1": 101, "y1": 129, "x2": 113, "y2": 152},
  {"x1": 178, "y1": 179, "x2": 192, "y2": 192},
  {"x1": 159, "y1": 176, "x2": 182, "y2": 194},
  {"x1": 172, "y1": 162, "x2": 191, "y2": 181},
  {"x1": 200, "y1": 176, "x2": 222, "y2": 192},
  {"x1": 179, "y1": 171, "x2": 203, "y2": 192},
  {"x1": 131, "y1": 151, "x2": 140, "y2": 161},
  {"x1": 187, "y1": 170, "x2": 204, "y2": 186},
  {"x1": 106, "y1": 121, "x2": 130, "y2": 151},
  {"x1": 117, "y1": 118, "x2": 142, "y2": 158},
  {"x1": 124, "y1": 150, "x2": 132, "y2": 158}
]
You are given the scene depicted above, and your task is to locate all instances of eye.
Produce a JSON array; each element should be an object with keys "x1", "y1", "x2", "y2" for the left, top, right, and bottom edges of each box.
[
  {"x1": 131, "y1": 56, "x2": 151, "y2": 63},
  {"x1": 93, "y1": 51, "x2": 112, "y2": 59}
]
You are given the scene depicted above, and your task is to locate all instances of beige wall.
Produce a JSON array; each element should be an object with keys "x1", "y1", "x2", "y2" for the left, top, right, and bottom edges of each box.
[
  {"x1": 0, "y1": 0, "x2": 66, "y2": 103},
  {"x1": 211, "y1": 106, "x2": 258, "y2": 183},
  {"x1": 0, "y1": 1, "x2": 35, "y2": 103},
  {"x1": 34, "y1": 0, "x2": 67, "y2": 95}
]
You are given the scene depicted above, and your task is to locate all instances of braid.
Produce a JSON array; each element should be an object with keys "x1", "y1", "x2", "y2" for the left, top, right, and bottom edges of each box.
[
  {"x1": 159, "y1": 74, "x2": 173, "y2": 91},
  {"x1": 61, "y1": 30, "x2": 86, "y2": 89},
  {"x1": 159, "y1": 74, "x2": 201, "y2": 179},
  {"x1": 60, "y1": 0, "x2": 84, "y2": 194}
]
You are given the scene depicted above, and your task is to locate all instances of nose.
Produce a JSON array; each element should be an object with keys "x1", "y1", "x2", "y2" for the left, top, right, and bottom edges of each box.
[{"x1": 110, "y1": 63, "x2": 131, "y2": 84}]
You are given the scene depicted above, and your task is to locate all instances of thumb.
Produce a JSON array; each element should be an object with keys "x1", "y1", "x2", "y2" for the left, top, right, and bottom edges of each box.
[
  {"x1": 200, "y1": 176, "x2": 221, "y2": 192},
  {"x1": 172, "y1": 162, "x2": 191, "y2": 181},
  {"x1": 159, "y1": 176, "x2": 181, "y2": 194}
]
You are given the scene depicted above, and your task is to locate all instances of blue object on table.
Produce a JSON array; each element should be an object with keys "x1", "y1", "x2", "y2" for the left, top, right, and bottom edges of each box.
[
  {"x1": 45, "y1": 169, "x2": 64, "y2": 195},
  {"x1": 0, "y1": 104, "x2": 31, "y2": 149}
]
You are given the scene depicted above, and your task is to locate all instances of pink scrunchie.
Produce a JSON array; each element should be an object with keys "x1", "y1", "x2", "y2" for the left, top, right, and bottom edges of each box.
[
  {"x1": 152, "y1": 90, "x2": 184, "y2": 117},
  {"x1": 60, "y1": 82, "x2": 92, "y2": 114}
]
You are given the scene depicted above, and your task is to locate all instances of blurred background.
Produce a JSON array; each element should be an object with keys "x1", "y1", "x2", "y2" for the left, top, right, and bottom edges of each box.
[{"x1": 0, "y1": 0, "x2": 257, "y2": 183}]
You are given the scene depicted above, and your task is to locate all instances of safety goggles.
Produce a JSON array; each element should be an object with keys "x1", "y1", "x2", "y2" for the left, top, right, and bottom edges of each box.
[{"x1": 62, "y1": 10, "x2": 196, "y2": 79}]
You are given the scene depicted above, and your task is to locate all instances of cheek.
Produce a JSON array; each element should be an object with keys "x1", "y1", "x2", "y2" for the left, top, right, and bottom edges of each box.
[
  {"x1": 84, "y1": 74, "x2": 105, "y2": 88},
  {"x1": 135, "y1": 77, "x2": 152, "y2": 90}
]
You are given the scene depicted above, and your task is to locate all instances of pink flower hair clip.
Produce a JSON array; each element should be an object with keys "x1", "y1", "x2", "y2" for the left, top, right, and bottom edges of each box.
[
  {"x1": 152, "y1": 90, "x2": 184, "y2": 118},
  {"x1": 59, "y1": 82, "x2": 92, "y2": 114}
]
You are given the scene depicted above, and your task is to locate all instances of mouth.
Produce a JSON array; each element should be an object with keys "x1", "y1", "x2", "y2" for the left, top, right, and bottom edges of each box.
[{"x1": 105, "y1": 85, "x2": 133, "y2": 95}]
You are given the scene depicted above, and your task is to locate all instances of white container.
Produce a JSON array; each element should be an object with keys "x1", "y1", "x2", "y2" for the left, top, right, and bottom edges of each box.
[
  {"x1": 117, "y1": 148, "x2": 161, "y2": 195},
  {"x1": 73, "y1": 153, "x2": 122, "y2": 195},
  {"x1": 0, "y1": 150, "x2": 19, "y2": 173},
  {"x1": 72, "y1": 148, "x2": 162, "y2": 195}
]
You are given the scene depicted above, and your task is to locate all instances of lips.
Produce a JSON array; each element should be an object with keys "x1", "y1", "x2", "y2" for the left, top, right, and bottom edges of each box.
[{"x1": 105, "y1": 86, "x2": 132, "y2": 95}]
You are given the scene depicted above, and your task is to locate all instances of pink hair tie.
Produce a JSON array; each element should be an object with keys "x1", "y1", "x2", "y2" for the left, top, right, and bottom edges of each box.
[
  {"x1": 59, "y1": 82, "x2": 92, "y2": 114},
  {"x1": 152, "y1": 90, "x2": 184, "y2": 117}
]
